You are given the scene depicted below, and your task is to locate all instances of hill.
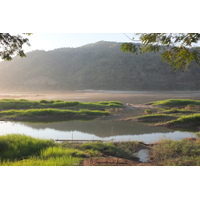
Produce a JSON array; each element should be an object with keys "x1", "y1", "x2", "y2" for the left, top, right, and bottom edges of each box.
[{"x1": 0, "y1": 41, "x2": 199, "y2": 91}]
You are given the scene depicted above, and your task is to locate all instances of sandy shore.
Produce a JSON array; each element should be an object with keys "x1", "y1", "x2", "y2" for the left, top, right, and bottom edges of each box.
[{"x1": 0, "y1": 90, "x2": 200, "y2": 104}]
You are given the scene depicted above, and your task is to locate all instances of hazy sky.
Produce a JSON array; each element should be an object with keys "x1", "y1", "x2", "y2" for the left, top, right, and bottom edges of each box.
[{"x1": 24, "y1": 33, "x2": 135, "y2": 52}]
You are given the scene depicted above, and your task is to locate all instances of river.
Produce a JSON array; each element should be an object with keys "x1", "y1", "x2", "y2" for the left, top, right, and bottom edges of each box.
[{"x1": 0, "y1": 90, "x2": 199, "y2": 143}]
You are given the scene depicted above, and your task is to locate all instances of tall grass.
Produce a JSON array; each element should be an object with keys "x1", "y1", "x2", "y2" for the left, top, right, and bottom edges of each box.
[
  {"x1": 40, "y1": 146, "x2": 87, "y2": 158},
  {"x1": 1, "y1": 146, "x2": 87, "y2": 166},
  {"x1": 1, "y1": 156, "x2": 82, "y2": 166},
  {"x1": 0, "y1": 134, "x2": 55, "y2": 161},
  {"x1": 0, "y1": 135, "x2": 86, "y2": 166}
]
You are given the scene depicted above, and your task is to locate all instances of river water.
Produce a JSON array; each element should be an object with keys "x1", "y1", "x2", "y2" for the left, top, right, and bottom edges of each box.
[{"x1": 0, "y1": 90, "x2": 199, "y2": 143}]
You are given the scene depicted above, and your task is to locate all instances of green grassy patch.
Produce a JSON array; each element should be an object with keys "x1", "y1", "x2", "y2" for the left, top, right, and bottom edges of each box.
[
  {"x1": 158, "y1": 108, "x2": 195, "y2": 115},
  {"x1": 0, "y1": 134, "x2": 55, "y2": 161},
  {"x1": 1, "y1": 134, "x2": 200, "y2": 166},
  {"x1": 150, "y1": 138, "x2": 200, "y2": 166},
  {"x1": 1, "y1": 155, "x2": 83, "y2": 166},
  {"x1": 0, "y1": 135, "x2": 85, "y2": 166},
  {"x1": 147, "y1": 99, "x2": 200, "y2": 108},
  {"x1": 166, "y1": 113, "x2": 200, "y2": 129},
  {"x1": 0, "y1": 108, "x2": 110, "y2": 121},
  {"x1": 0, "y1": 134, "x2": 145, "y2": 166},
  {"x1": 136, "y1": 114, "x2": 178, "y2": 123},
  {"x1": 0, "y1": 99, "x2": 123, "y2": 110}
]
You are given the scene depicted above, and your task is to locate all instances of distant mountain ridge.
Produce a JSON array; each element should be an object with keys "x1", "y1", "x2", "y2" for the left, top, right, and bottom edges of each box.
[{"x1": 0, "y1": 41, "x2": 199, "y2": 91}]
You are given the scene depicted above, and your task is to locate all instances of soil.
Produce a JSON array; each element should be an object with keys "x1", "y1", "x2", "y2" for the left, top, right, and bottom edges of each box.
[{"x1": 82, "y1": 156, "x2": 153, "y2": 166}]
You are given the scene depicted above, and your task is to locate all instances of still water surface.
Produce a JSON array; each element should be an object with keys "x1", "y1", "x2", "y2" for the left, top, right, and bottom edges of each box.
[
  {"x1": 0, "y1": 120, "x2": 195, "y2": 143},
  {"x1": 0, "y1": 90, "x2": 199, "y2": 143}
]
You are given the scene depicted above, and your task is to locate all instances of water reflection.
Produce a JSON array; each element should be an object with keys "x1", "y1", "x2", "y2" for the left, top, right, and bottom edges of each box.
[
  {"x1": 0, "y1": 120, "x2": 195, "y2": 143},
  {"x1": 0, "y1": 90, "x2": 199, "y2": 143}
]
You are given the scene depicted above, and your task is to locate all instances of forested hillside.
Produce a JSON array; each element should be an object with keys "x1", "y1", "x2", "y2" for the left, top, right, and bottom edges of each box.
[{"x1": 0, "y1": 41, "x2": 199, "y2": 91}]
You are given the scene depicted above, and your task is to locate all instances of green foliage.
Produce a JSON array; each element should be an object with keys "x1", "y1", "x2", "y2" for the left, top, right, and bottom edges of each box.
[
  {"x1": 0, "y1": 33, "x2": 31, "y2": 61},
  {"x1": 121, "y1": 33, "x2": 200, "y2": 70},
  {"x1": 1, "y1": 41, "x2": 200, "y2": 91}
]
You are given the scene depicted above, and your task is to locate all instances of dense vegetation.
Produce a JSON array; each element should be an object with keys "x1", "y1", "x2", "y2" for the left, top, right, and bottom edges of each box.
[
  {"x1": 0, "y1": 134, "x2": 144, "y2": 166},
  {"x1": 1, "y1": 134, "x2": 199, "y2": 166},
  {"x1": 0, "y1": 41, "x2": 200, "y2": 91}
]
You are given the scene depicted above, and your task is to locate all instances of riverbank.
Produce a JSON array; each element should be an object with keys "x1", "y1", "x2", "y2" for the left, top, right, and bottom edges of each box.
[{"x1": 1, "y1": 134, "x2": 199, "y2": 166}]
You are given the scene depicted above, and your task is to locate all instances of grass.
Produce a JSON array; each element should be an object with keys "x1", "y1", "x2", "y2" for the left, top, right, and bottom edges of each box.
[
  {"x1": 0, "y1": 134, "x2": 55, "y2": 161},
  {"x1": 0, "y1": 108, "x2": 110, "y2": 121},
  {"x1": 0, "y1": 99, "x2": 123, "y2": 122},
  {"x1": 149, "y1": 138, "x2": 200, "y2": 166},
  {"x1": 0, "y1": 135, "x2": 86, "y2": 166},
  {"x1": 0, "y1": 134, "x2": 145, "y2": 166},
  {"x1": 1, "y1": 155, "x2": 82, "y2": 166},
  {"x1": 79, "y1": 141, "x2": 146, "y2": 159},
  {"x1": 147, "y1": 99, "x2": 200, "y2": 108},
  {"x1": 1, "y1": 134, "x2": 200, "y2": 166},
  {"x1": 0, "y1": 99, "x2": 123, "y2": 110},
  {"x1": 166, "y1": 113, "x2": 200, "y2": 129},
  {"x1": 135, "y1": 99, "x2": 200, "y2": 130},
  {"x1": 136, "y1": 114, "x2": 178, "y2": 123}
]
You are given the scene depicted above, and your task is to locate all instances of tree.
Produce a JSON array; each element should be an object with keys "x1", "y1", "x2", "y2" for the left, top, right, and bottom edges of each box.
[
  {"x1": 121, "y1": 33, "x2": 200, "y2": 71},
  {"x1": 0, "y1": 33, "x2": 31, "y2": 61}
]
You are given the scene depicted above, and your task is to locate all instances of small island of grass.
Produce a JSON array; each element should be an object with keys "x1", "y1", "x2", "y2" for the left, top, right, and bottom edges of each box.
[
  {"x1": 0, "y1": 99, "x2": 123, "y2": 122},
  {"x1": 133, "y1": 99, "x2": 200, "y2": 131}
]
